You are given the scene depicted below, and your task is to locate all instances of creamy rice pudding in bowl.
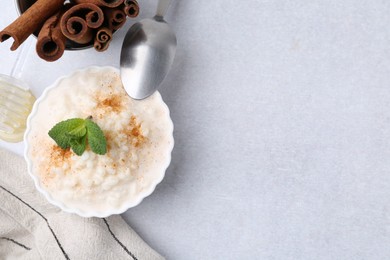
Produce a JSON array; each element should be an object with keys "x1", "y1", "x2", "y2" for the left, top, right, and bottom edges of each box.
[{"x1": 24, "y1": 66, "x2": 174, "y2": 217}]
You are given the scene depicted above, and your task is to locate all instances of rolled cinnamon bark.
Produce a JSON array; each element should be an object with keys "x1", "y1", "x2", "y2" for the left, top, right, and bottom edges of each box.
[
  {"x1": 94, "y1": 27, "x2": 112, "y2": 52},
  {"x1": 73, "y1": 0, "x2": 124, "y2": 8},
  {"x1": 123, "y1": 0, "x2": 139, "y2": 18},
  {"x1": 64, "y1": 16, "x2": 93, "y2": 44},
  {"x1": 103, "y1": 8, "x2": 126, "y2": 31},
  {"x1": 60, "y1": 3, "x2": 104, "y2": 44},
  {"x1": 36, "y1": 10, "x2": 68, "y2": 62},
  {"x1": 0, "y1": 0, "x2": 64, "y2": 51}
]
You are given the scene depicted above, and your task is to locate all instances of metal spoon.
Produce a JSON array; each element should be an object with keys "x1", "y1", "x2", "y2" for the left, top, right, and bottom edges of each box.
[{"x1": 120, "y1": 0, "x2": 177, "y2": 100}]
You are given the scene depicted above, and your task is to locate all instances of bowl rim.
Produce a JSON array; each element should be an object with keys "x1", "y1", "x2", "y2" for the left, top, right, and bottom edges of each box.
[{"x1": 23, "y1": 66, "x2": 174, "y2": 218}]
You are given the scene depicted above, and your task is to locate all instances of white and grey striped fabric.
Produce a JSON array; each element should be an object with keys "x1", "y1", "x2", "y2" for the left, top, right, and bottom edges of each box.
[{"x1": 0, "y1": 148, "x2": 164, "y2": 260}]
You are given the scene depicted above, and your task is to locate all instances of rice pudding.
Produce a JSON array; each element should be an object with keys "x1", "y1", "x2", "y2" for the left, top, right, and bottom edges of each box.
[{"x1": 26, "y1": 67, "x2": 173, "y2": 215}]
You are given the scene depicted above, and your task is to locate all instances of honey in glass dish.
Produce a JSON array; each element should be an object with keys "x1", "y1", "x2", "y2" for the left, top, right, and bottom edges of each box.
[{"x1": 0, "y1": 75, "x2": 35, "y2": 142}]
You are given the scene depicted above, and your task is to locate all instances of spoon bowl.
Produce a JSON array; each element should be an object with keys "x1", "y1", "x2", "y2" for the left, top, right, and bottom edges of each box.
[{"x1": 120, "y1": 0, "x2": 177, "y2": 100}]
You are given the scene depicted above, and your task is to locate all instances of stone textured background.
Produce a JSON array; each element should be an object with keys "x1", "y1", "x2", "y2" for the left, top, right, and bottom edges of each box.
[{"x1": 1, "y1": 0, "x2": 390, "y2": 259}]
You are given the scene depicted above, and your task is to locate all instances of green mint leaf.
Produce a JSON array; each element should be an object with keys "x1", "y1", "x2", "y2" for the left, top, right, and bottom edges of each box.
[
  {"x1": 49, "y1": 117, "x2": 107, "y2": 156},
  {"x1": 70, "y1": 135, "x2": 87, "y2": 156},
  {"x1": 85, "y1": 119, "x2": 107, "y2": 155},
  {"x1": 67, "y1": 123, "x2": 87, "y2": 138},
  {"x1": 48, "y1": 118, "x2": 86, "y2": 149}
]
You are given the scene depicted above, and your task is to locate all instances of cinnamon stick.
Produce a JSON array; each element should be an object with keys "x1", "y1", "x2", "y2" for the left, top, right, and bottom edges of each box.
[
  {"x1": 103, "y1": 8, "x2": 126, "y2": 31},
  {"x1": 0, "y1": 0, "x2": 64, "y2": 51},
  {"x1": 60, "y1": 3, "x2": 104, "y2": 44},
  {"x1": 94, "y1": 6, "x2": 126, "y2": 52},
  {"x1": 36, "y1": 10, "x2": 68, "y2": 62},
  {"x1": 123, "y1": 0, "x2": 139, "y2": 18},
  {"x1": 73, "y1": 0, "x2": 124, "y2": 8},
  {"x1": 94, "y1": 27, "x2": 112, "y2": 52}
]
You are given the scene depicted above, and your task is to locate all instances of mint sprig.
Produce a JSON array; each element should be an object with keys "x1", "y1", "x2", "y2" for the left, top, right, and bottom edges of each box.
[
  {"x1": 85, "y1": 119, "x2": 107, "y2": 155},
  {"x1": 48, "y1": 117, "x2": 107, "y2": 156}
]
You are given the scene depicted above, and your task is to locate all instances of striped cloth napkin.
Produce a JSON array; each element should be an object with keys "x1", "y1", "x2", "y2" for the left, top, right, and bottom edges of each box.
[{"x1": 0, "y1": 148, "x2": 164, "y2": 260}]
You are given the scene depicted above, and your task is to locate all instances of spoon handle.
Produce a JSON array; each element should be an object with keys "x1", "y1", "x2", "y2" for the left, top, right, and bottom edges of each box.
[{"x1": 155, "y1": 0, "x2": 171, "y2": 19}]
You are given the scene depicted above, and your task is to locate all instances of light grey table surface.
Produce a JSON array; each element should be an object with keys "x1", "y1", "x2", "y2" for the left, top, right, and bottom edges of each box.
[{"x1": 2, "y1": 0, "x2": 390, "y2": 259}]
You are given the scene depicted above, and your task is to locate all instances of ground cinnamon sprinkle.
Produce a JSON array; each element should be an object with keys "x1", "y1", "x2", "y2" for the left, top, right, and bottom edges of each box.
[
  {"x1": 49, "y1": 145, "x2": 72, "y2": 168},
  {"x1": 105, "y1": 132, "x2": 112, "y2": 152},
  {"x1": 41, "y1": 145, "x2": 72, "y2": 186},
  {"x1": 96, "y1": 92, "x2": 123, "y2": 113},
  {"x1": 122, "y1": 115, "x2": 147, "y2": 147}
]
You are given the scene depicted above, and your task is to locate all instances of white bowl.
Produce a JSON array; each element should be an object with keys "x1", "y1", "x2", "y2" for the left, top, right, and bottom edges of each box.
[{"x1": 24, "y1": 66, "x2": 174, "y2": 217}]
